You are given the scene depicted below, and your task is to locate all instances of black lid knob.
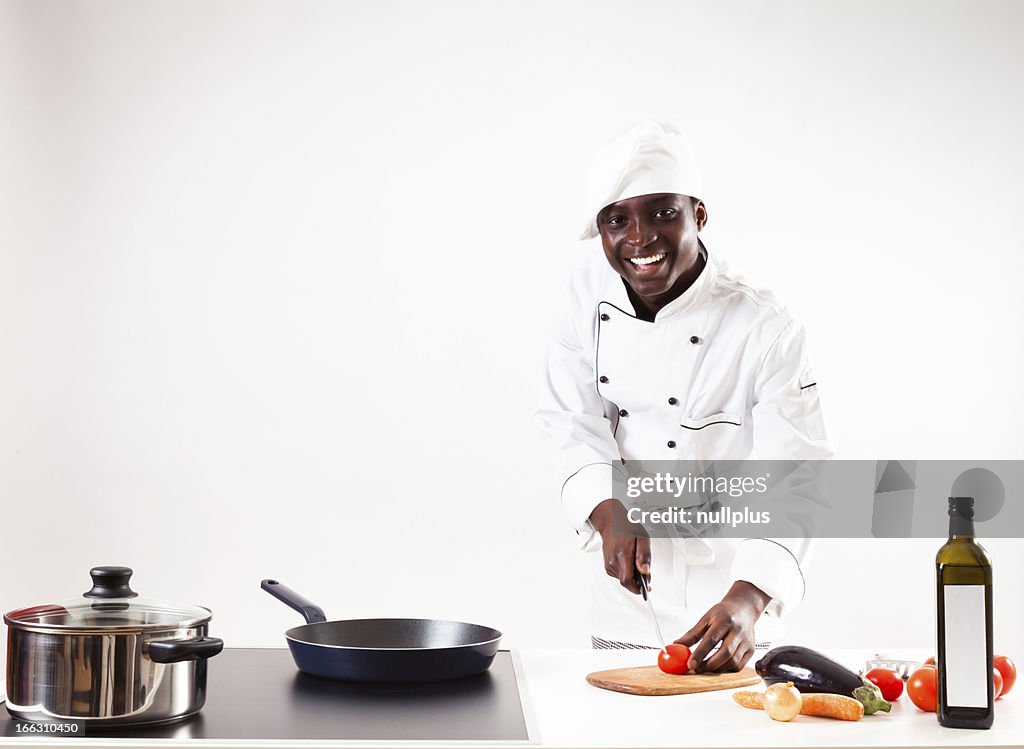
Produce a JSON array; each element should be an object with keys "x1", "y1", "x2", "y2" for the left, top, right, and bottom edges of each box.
[{"x1": 84, "y1": 566, "x2": 139, "y2": 599}]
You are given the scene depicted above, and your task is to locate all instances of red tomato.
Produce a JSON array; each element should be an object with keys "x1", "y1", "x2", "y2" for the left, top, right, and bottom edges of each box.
[
  {"x1": 993, "y1": 668, "x2": 1004, "y2": 700},
  {"x1": 658, "y1": 643, "x2": 691, "y2": 675},
  {"x1": 907, "y1": 665, "x2": 938, "y2": 712},
  {"x1": 923, "y1": 656, "x2": 936, "y2": 666},
  {"x1": 866, "y1": 667, "x2": 904, "y2": 701},
  {"x1": 994, "y1": 655, "x2": 1016, "y2": 697}
]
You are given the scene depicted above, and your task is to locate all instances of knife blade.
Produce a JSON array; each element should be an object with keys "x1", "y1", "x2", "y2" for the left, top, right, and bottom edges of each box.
[{"x1": 637, "y1": 574, "x2": 665, "y2": 650}]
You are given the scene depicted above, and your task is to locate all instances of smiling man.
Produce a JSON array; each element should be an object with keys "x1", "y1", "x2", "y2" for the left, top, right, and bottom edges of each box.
[
  {"x1": 598, "y1": 192, "x2": 706, "y2": 322},
  {"x1": 536, "y1": 121, "x2": 831, "y2": 671}
]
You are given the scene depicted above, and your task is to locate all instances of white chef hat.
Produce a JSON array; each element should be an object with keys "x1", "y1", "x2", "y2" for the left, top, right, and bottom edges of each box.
[{"x1": 579, "y1": 120, "x2": 703, "y2": 240}]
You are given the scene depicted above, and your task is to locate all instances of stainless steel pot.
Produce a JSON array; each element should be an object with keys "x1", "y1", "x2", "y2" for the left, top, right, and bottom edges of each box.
[{"x1": 4, "y1": 566, "x2": 223, "y2": 727}]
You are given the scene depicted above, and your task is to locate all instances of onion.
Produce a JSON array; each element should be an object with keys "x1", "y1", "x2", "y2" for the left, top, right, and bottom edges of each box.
[{"x1": 764, "y1": 682, "x2": 802, "y2": 722}]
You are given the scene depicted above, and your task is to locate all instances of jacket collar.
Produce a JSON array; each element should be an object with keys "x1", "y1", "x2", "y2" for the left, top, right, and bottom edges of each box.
[{"x1": 605, "y1": 240, "x2": 716, "y2": 323}]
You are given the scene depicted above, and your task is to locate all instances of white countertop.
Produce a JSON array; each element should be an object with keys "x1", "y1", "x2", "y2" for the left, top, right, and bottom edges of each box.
[
  {"x1": 522, "y1": 649, "x2": 1021, "y2": 749},
  {"x1": 1, "y1": 649, "x2": 1021, "y2": 749}
]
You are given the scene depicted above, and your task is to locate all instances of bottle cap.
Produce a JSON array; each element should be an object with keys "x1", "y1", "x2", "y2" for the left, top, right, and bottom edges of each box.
[{"x1": 948, "y1": 496, "x2": 975, "y2": 518}]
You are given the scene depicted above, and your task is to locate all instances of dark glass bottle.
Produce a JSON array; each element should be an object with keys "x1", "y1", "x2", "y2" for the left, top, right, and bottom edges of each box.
[{"x1": 936, "y1": 496, "x2": 994, "y2": 729}]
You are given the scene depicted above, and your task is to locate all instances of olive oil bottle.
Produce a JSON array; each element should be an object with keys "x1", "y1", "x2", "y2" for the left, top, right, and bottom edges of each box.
[{"x1": 936, "y1": 496, "x2": 994, "y2": 729}]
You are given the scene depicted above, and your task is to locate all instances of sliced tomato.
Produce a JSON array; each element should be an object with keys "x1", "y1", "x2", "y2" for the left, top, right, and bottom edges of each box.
[
  {"x1": 994, "y1": 668, "x2": 1004, "y2": 700},
  {"x1": 658, "y1": 643, "x2": 692, "y2": 675}
]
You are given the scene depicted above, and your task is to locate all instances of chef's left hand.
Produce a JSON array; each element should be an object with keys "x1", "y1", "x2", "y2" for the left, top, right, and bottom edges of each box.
[{"x1": 674, "y1": 580, "x2": 771, "y2": 673}]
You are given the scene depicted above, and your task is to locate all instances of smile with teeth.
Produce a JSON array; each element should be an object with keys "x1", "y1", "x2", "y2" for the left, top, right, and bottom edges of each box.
[{"x1": 628, "y1": 252, "x2": 666, "y2": 266}]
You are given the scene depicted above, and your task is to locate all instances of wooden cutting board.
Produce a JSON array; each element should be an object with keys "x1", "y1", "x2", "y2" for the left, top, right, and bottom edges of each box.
[{"x1": 586, "y1": 665, "x2": 761, "y2": 696}]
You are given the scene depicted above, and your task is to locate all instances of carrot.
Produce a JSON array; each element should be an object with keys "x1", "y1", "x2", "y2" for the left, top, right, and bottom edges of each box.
[
  {"x1": 732, "y1": 690, "x2": 864, "y2": 721},
  {"x1": 798, "y1": 693, "x2": 864, "y2": 721},
  {"x1": 733, "y1": 691, "x2": 766, "y2": 710}
]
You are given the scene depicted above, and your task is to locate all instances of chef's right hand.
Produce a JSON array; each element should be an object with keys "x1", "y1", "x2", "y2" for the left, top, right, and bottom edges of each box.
[{"x1": 589, "y1": 498, "x2": 651, "y2": 596}]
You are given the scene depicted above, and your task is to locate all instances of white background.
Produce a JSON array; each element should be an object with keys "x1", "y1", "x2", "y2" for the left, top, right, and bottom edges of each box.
[{"x1": 1, "y1": 0, "x2": 1022, "y2": 666}]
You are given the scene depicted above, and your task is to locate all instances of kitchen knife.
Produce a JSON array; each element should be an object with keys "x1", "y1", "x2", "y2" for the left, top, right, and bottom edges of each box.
[{"x1": 637, "y1": 574, "x2": 665, "y2": 649}]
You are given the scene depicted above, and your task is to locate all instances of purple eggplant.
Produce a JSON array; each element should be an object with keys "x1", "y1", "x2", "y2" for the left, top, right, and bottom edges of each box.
[{"x1": 755, "y1": 645, "x2": 892, "y2": 714}]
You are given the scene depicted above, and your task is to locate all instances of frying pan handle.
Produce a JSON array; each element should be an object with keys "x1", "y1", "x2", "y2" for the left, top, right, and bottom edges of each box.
[{"x1": 261, "y1": 579, "x2": 328, "y2": 624}]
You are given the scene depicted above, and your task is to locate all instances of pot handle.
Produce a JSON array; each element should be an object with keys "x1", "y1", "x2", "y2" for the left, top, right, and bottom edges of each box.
[
  {"x1": 147, "y1": 636, "x2": 224, "y2": 664},
  {"x1": 261, "y1": 579, "x2": 328, "y2": 624}
]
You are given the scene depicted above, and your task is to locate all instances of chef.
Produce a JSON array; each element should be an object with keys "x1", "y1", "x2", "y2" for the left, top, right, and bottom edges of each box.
[{"x1": 536, "y1": 121, "x2": 831, "y2": 672}]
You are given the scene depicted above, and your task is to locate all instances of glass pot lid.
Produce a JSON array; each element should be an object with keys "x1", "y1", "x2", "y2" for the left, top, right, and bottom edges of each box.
[{"x1": 3, "y1": 566, "x2": 213, "y2": 632}]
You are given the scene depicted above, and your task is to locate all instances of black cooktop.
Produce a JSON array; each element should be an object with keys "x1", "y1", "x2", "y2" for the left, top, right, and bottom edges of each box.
[{"x1": 1, "y1": 648, "x2": 531, "y2": 742}]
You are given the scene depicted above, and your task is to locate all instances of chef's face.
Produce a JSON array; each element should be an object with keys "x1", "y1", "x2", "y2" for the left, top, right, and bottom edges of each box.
[{"x1": 597, "y1": 193, "x2": 707, "y2": 309}]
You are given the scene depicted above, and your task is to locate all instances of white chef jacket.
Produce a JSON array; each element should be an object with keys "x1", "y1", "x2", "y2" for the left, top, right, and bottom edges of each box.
[{"x1": 536, "y1": 245, "x2": 832, "y2": 648}]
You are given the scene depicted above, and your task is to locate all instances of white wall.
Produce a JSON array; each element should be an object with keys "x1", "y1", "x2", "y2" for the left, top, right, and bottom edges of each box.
[{"x1": 2, "y1": 0, "x2": 1022, "y2": 665}]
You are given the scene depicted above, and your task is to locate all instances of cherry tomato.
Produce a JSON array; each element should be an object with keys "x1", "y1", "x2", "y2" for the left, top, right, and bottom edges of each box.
[
  {"x1": 658, "y1": 643, "x2": 692, "y2": 675},
  {"x1": 866, "y1": 667, "x2": 904, "y2": 701},
  {"x1": 907, "y1": 665, "x2": 938, "y2": 712},
  {"x1": 923, "y1": 655, "x2": 936, "y2": 666},
  {"x1": 994, "y1": 655, "x2": 1016, "y2": 697},
  {"x1": 993, "y1": 668, "x2": 1004, "y2": 700}
]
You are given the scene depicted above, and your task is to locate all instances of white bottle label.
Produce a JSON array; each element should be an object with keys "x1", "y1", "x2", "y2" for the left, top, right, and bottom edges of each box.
[{"x1": 944, "y1": 584, "x2": 988, "y2": 708}]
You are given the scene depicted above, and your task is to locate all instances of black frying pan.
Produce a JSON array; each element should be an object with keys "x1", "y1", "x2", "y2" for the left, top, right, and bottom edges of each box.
[{"x1": 261, "y1": 579, "x2": 502, "y2": 683}]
